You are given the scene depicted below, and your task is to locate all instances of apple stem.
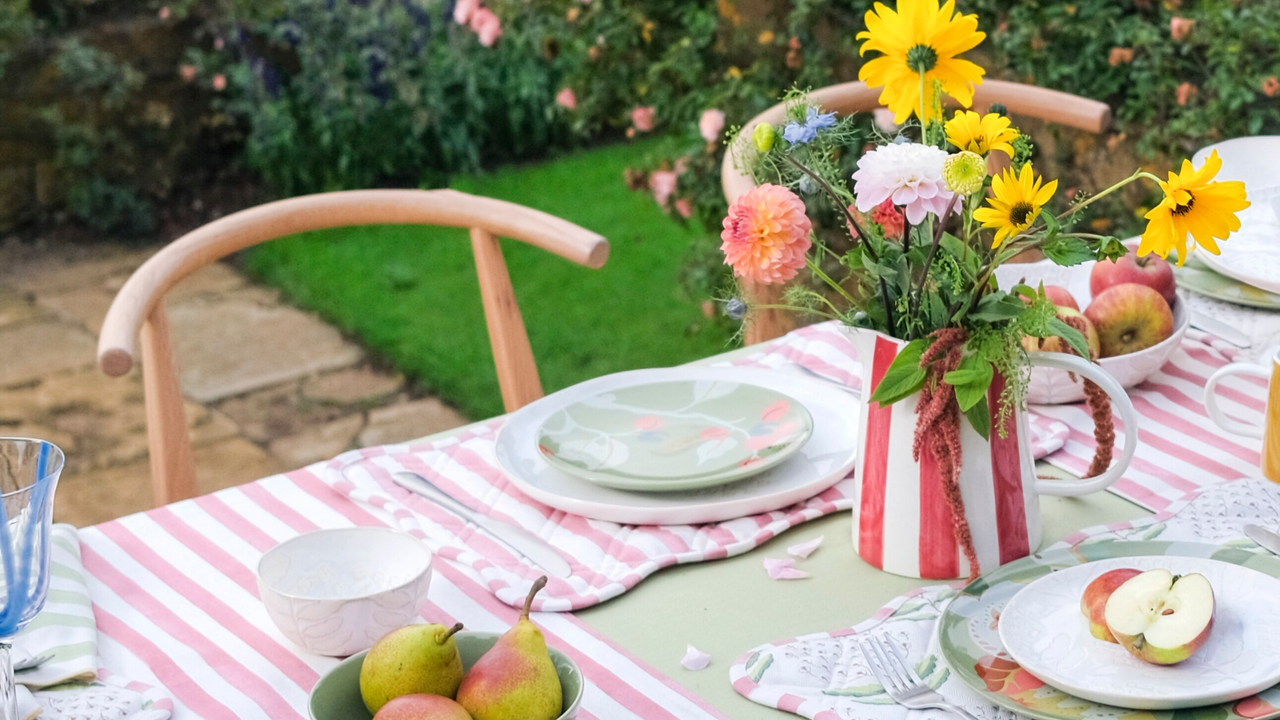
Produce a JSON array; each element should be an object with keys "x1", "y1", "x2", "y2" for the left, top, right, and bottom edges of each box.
[
  {"x1": 523, "y1": 576, "x2": 548, "y2": 619},
  {"x1": 438, "y1": 622, "x2": 464, "y2": 643}
]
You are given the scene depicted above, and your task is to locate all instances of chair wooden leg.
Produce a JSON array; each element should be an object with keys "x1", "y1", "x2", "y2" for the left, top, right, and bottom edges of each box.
[
  {"x1": 140, "y1": 304, "x2": 198, "y2": 506},
  {"x1": 470, "y1": 228, "x2": 544, "y2": 412},
  {"x1": 742, "y1": 280, "x2": 794, "y2": 346}
]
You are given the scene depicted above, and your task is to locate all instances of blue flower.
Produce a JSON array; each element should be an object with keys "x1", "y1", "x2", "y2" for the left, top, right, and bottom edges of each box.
[{"x1": 781, "y1": 108, "x2": 839, "y2": 145}]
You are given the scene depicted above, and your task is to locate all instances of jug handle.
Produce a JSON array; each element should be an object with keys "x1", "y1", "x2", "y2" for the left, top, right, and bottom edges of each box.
[{"x1": 1025, "y1": 352, "x2": 1139, "y2": 496}]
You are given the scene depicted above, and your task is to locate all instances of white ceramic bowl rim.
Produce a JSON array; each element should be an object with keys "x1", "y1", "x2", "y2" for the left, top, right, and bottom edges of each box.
[
  {"x1": 256, "y1": 527, "x2": 433, "y2": 602},
  {"x1": 1095, "y1": 294, "x2": 1189, "y2": 367}
]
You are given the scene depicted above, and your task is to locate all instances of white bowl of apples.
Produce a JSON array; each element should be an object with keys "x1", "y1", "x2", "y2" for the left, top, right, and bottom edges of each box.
[{"x1": 996, "y1": 248, "x2": 1189, "y2": 405}]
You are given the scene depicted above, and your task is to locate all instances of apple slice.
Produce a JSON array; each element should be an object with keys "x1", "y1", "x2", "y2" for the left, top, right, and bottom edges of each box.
[
  {"x1": 1080, "y1": 568, "x2": 1142, "y2": 643},
  {"x1": 1103, "y1": 569, "x2": 1215, "y2": 665}
]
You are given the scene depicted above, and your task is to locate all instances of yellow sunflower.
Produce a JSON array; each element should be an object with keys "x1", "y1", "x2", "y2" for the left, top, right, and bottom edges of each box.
[
  {"x1": 974, "y1": 163, "x2": 1058, "y2": 248},
  {"x1": 945, "y1": 110, "x2": 1017, "y2": 157},
  {"x1": 857, "y1": 0, "x2": 986, "y2": 123},
  {"x1": 1139, "y1": 150, "x2": 1250, "y2": 265}
]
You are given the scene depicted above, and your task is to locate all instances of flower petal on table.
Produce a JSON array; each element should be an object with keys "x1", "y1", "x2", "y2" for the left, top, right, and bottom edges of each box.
[
  {"x1": 681, "y1": 645, "x2": 711, "y2": 671},
  {"x1": 764, "y1": 557, "x2": 809, "y2": 580},
  {"x1": 787, "y1": 535, "x2": 824, "y2": 559}
]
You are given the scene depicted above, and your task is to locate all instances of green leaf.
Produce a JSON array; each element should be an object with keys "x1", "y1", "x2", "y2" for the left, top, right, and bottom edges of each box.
[
  {"x1": 943, "y1": 352, "x2": 993, "y2": 412},
  {"x1": 1097, "y1": 236, "x2": 1127, "y2": 263},
  {"x1": 867, "y1": 338, "x2": 928, "y2": 407},
  {"x1": 1046, "y1": 317, "x2": 1090, "y2": 358},
  {"x1": 968, "y1": 292, "x2": 1026, "y2": 323},
  {"x1": 964, "y1": 395, "x2": 991, "y2": 440},
  {"x1": 1041, "y1": 235, "x2": 1093, "y2": 266}
]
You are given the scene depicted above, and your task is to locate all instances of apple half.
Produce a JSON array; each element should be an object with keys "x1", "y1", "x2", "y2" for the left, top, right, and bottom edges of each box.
[
  {"x1": 1080, "y1": 568, "x2": 1142, "y2": 643},
  {"x1": 1103, "y1": 569, "x2": 1215, "y2": 665}
]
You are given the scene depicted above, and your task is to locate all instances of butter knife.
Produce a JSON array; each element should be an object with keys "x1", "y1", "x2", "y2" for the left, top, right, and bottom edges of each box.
[
  {"x1": 1189, "y1": 309, "x2": 1252, "y2": 349},
  {"x1": 393, "y1": 471, "x2": 573, "y2": 579},
  {"x1": 1245, "y1": 523, "x2": 1280, "y2": 556}
]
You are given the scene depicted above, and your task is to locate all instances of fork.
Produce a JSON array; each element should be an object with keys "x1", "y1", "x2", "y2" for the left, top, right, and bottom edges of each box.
[
  {"x1": 860, "y1": 635, "x2": 981, "y2": 720},
  {"x1": 12, "y1": 653, "x2": 52, "y2": 672}
]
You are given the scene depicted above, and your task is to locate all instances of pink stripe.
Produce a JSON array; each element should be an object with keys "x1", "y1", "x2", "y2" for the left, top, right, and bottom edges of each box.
[
  {"x1": 989, "y1": 375, "x2": 1030, "y2": 565},
  {"x1": 97, "y1": 522, "x2": 320, "y2": 691},
  {"x1": 1132, "y1": 388, "x2": 1261, "y2": 463},
  {"x1": 149, "y1": 507, "x2": 259, "y2": 595},
  {"x1": 82, "y1": 543, "x2": 301, "y2": 718},
  {"x1": 858, "y1": 336, "x2": 897, "y2": 569},
  {"x1": 1162, "y1": 364, "x2": 1267, "y2": 414},
  {"x1": 239, "y1": 482, "x2": 317, "y2": 534},
  {"x1": 917, "y1": 433, "x2": 957, "y2": 579},
  {"x1": 193, "y1": 495, "x2": 278, "y2": 552},
  {"x1": 92, "y1": 603, "x2": 243, "y2": 720},
  {"x1": 777, "y1": 693, "x2": 806, "y2": 712}
]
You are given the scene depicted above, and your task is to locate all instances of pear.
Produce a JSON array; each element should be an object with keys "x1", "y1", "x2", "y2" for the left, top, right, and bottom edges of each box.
[
  {"x1": 361, "y1": 622, "x2": 466, "y2": 714},
  {"x1": 457, "y1": 577, "x2": 562, "y2": 720},
  {"x1": 373, "y1": 694, "x2": 473, "y2": 720}
]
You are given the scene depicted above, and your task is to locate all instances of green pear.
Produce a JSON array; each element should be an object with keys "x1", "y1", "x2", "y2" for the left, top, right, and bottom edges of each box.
[
  {"x1": 361, "y1": 622, "x2": 466, "y2": 714},
  {"x1": 457, "y1": 577, "x2": 562, "y2": 720}
]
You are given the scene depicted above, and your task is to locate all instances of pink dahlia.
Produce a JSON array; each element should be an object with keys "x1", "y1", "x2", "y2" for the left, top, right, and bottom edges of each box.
[
  {"x1": 720, "y1": 184, "x2": 812, "y2": 285},
  {"x1": 852, "y1": 142, "x2": 957, "y2": 225},
  {"x1": 631, "y1": 106, "x2": 656, "y2": 132}
]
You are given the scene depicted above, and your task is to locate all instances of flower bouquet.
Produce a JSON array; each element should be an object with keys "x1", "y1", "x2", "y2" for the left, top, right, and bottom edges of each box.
[{"x1": 720, "y1": 0, "x2": 1250, "y2": 580}]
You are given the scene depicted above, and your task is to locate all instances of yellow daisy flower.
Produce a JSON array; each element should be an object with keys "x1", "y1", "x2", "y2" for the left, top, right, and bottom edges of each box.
[
  {"x1": 974, "y1": 163, "x2": 1058, "y2": 248},
  {"x1": 856, "y1": 0, "x2": 986, "y2": 123},
  {"x1": 1139, "y1": 150, "x2": 1250, "y2": 265},
  {"x1": 945, "y1": 110, "x2": 1017, "y2": 157}
]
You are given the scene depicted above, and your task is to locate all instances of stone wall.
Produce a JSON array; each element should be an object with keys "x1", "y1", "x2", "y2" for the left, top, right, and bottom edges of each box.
[{"x1": 0, "y1": 6, "x2": 220, "y2": 233}]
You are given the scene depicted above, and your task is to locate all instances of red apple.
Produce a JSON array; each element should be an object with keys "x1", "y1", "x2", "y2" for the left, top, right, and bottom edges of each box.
[
  {"x1": 1080, "y1": 568, "x2": 1142, "y2": 642},
  {"x1": 1042, "y1": 285, "x2": 1080, "y2": 311},
  {"x1": 1090, "y1": 252, "x2": 1177, "y2": 306},
  {"x1": 374, "y1": 695, "x2": 473, "y2": 720},
  {"x1": 1022, "y1": 306, "x2": 1101, "y2": 359},
  {"x1": 1104, "y1": 569, "x2": 1215, "y2": 665},
  {"x1": 1084, "y1": 283, "x2": 1175, "y2": 358}
]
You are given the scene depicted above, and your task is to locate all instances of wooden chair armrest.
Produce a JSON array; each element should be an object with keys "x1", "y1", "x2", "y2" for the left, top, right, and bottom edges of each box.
[{"x1": 98, "y1": 189, "x2": 609, "y2": 376}]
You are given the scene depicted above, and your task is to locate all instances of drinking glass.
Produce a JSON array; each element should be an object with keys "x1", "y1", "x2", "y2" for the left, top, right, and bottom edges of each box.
[{"x1": 0, "y1": 439, "x2": 62, "y2": 719}]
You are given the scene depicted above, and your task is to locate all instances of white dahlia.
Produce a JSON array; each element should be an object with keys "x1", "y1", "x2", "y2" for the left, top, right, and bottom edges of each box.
[{"x1": 852, "y1": 142, "x2": 958, "y2": 225}]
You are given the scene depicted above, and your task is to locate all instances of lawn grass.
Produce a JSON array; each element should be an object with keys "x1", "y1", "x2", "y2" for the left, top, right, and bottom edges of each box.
[{"x1": 242, "y1": 141, "x2": 734, "y2": 420}]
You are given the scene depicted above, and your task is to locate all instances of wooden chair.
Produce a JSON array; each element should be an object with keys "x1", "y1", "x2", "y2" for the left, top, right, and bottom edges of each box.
[
  {"x1": 98, "y1": 189, "x2": 609, "y2": 507},
  {"x1": 722, "y1": 79, "x2": 1112, "y2": 345}
]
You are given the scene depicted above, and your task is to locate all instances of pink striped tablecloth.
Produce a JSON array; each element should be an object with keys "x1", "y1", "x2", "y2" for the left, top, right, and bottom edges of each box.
[{"x1": 77, "y1": 470, "x2": 732, "y2": 720}]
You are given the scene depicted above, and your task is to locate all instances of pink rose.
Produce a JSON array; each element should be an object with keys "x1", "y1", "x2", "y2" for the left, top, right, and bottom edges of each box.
[
  {"x1": 212, "y1": 74, "x2": 227, "y2": 91},
  {"x1": 470, "y1": 7, "x2": 502, "y2": 47},
  {"x1": 650, "y1": 170, "x2": 677, "y2": 206},
  {"x1": 555, "y1": 87, "x2": 577, "y2": 110},
  {"x1": 1170, "y1": 16, "x2": 1194, "y2": 41},
  {"x1": 179, "y1": 64, "x2": 197, "y2": 82},
  {"x1": 158, "y1": 5, "x2": 170, "y2": 19},
  {"x1": 699, "y1": 108, "x2": 725, "y2": 143},
  {"x1": 631, "y1": 106, "x2": 656, "y2": 132},
  {"x1": 453, "y1": 0, "x2": 479, "y2": 24},
  {"x1": 675, "y1": 198, "x2": 693, "y2": 218}
]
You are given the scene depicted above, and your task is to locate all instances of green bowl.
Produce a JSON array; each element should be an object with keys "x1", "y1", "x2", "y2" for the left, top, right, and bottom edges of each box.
[{"x1": 308, "y1": 631, "x2": 584, "y2": 720}]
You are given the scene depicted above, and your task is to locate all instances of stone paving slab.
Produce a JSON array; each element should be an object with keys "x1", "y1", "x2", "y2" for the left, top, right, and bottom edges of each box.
[{"x1": 1, "y1": 242, "x2": 469, "y2": 527}]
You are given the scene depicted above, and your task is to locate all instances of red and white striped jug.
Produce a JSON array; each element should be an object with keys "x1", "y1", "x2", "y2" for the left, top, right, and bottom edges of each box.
[{"x1": 843, "y1": 327, "x2": 1139, "y2": 580}]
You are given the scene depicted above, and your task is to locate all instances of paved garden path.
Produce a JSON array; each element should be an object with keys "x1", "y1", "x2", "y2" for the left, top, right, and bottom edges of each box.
[{"x1": 0, "y1": 242, "x2": 468, "y2": 526}]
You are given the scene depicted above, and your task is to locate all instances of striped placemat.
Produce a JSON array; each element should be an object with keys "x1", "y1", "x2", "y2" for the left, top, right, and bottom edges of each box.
[
  {"x1": 77, "y1": 469, "x2": 730, "y2": 720},
  {"x1": 324, "y1": 323, "x2": 1067, "y2": 611}
]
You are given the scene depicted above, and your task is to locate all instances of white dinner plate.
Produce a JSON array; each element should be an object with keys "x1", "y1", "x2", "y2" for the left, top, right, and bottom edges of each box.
[
  {"x1": 495, "y1": 367, "x2": 859, "y2": 525},
  {"x1": 998, "y1": 555, "x2": 1280, "y2": 710},
  {"x1": 1192, "y1": 137, "x2": 1280, "y2": 294}
]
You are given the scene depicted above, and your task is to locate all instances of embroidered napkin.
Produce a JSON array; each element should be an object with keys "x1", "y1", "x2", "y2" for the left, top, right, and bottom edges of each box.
[
  {"x1": 11, "y1": 524, "x2": 173, "y2": 720},
  {"x1": 729, "y1": 478, "x2": 1280, "y2": 720}
]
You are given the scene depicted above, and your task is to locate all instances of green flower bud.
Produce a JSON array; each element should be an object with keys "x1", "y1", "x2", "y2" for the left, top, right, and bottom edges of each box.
[
  {"x1": 753, "y1": 122, "x2": 776, "y2": 153},
  {"x1": 943, "y1": 151, "x2": 986, "y2": 196}
]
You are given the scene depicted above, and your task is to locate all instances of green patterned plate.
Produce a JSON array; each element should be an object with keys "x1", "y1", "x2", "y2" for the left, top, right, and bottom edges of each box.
[
  {"x1": 939, "y1": 541, "x2": 1280, "y2": 720},
  {"x1": 1175, "y1": 255, "x2": 1280, "y2": 309},
  {"x1": 535, "y1": 380, "x2": 813, "y2": 492}
]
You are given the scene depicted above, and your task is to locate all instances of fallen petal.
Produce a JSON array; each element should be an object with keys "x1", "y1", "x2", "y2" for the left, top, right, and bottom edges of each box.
[
  {"x1": 788, "y1": 535, "x2": 824, "y2": 559},
  {"x1": 764, "y1": 557, "x2": 809, "y2": 580},
  {"x1": 681, "y1": 645, "x2": 711, "y2": 671}
]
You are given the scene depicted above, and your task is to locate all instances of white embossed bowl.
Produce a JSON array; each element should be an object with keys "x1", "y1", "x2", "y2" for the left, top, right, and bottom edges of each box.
[
  {"x1": 995, "y1": 253, "x2": 1189, "y2": 405},
  {"x1": 257, "y1": 527, "x2": 433, "y2": 657}
]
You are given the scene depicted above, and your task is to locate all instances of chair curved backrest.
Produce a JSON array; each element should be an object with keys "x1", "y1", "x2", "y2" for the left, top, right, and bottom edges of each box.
[
  {"x1": 98, "y1": 189, "x2": 609, "y2": 507},
  {"x1": 721, "y1": 79, "x2": 1112, "y2": 344}
]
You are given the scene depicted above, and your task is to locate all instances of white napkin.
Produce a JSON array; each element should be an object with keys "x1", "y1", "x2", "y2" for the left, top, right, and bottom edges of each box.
[{"x1": 9, "y1": 525, "x2": 172, "y2": 720}]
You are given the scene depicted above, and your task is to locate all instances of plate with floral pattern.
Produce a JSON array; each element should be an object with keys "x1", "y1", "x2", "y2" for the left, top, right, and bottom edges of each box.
[
  {"x1": 939, "y1": 541, "x2": 1280, "y2": 720},
  {"x1": 535, "y1": 380, "x2": 813, "y2": 491}
]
